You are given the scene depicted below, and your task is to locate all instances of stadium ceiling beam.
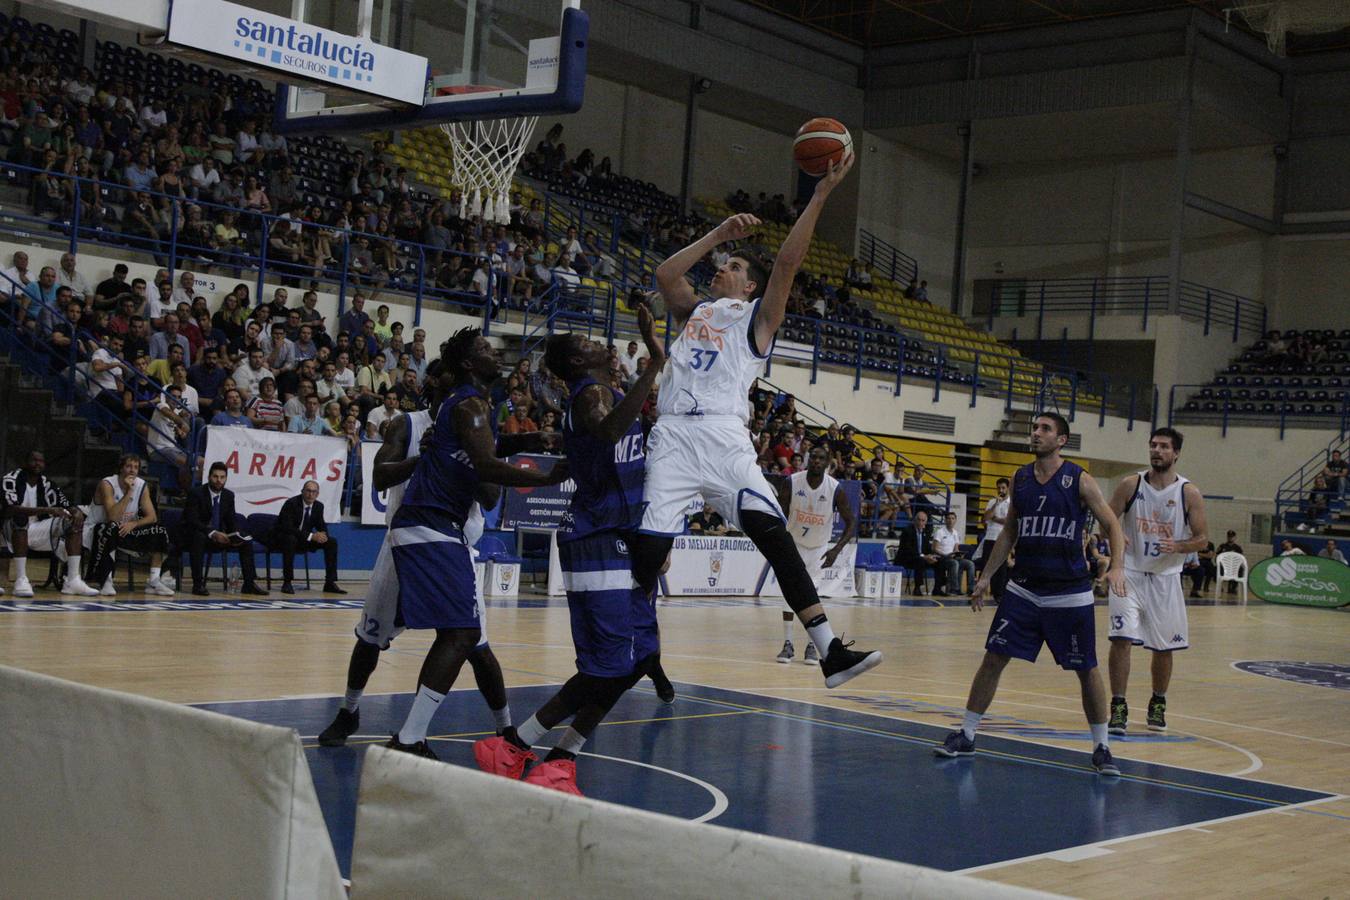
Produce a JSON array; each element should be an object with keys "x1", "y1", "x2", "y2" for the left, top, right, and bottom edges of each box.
[
  {"x1": 875, "y1": 0, "x2": 966, "y2": 36},
  {"x1": 1019, "y1": 0, "x2": 1074, "y2": 21},
  {"x1": 1183, "y1": 192, "x2": 1278, "y2": 234}
]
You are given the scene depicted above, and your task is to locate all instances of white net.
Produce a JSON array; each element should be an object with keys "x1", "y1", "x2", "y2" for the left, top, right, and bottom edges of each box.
[
  {"x1": 438, "y1": 116, "x2": 538, "y2": 225},
  {"x1": 1231, "y1": 0, "x2": 1350, "y2": 56}
]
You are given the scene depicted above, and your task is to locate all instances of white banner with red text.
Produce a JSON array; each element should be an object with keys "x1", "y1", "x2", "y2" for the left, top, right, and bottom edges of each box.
[{"x1": 203, "y1": 426, "x2": 348, "y2": 522}]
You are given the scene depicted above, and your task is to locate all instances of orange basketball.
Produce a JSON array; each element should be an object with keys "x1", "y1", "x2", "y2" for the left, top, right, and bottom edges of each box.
[{"x1": 793, "y1": 117, "x2": 852, "y2": 176}]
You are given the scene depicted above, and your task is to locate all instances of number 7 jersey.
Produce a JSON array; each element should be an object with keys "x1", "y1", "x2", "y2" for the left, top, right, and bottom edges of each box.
[
  {"x1": 656, "y1": 297, "x2": 771, "y2": 424},
  {"x1": 1121, "y1": 470, "x2": 1191, "y2": 575}
]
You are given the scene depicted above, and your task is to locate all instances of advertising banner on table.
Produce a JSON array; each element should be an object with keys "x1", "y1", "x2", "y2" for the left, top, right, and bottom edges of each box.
[
  {"x1": 497, "y1": 455, "x2": 575, "y2": 529},
  {"x1": 203, "y1": 426, "x2": 347, "y2": 522},
  {"x1": 759, "y1": 542, "x2": 858, "y2": 599},
  {"x1": 659, "y1": 535, "x2": 770, "y2": 597},
  {"x1": 359, "y1": 442, "x2": 387, "y2": 526},
  {"x1": 1249, "y1": 555, "x2": 1350, "y2": 608}
]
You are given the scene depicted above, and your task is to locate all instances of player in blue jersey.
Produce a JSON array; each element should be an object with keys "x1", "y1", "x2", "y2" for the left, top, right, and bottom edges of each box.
[
  {"x1": 385, "y1": 328, "x2": 570, "y2": 759},
  {"x1": 474, "y1": 306, "x2": 669, "y2": 795},
  {"x1": 935, "y1": 412, "x2": 1128, "y2": 776}
]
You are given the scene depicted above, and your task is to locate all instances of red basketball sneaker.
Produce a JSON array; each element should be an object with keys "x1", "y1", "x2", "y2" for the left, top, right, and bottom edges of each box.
[
  {"x1": 523, "y1": 759, "x2": 583, "y2": 796},
  {"x1": 473, "y1": 735, "x2": 537, "y2": 779}
]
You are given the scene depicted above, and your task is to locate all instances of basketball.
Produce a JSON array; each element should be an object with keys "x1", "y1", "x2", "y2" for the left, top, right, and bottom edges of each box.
[{"x1": 793, "y1": 118, "x2": 852, "y2": 176}]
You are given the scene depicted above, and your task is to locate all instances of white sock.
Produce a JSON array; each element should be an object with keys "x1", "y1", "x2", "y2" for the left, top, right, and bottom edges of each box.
[
  {"x1": 517, "y1": 714, "x2": 547, "y2": 746},
  {"x1": 15, "y1": 558, "x2": 27, "y2": 580},
  {"x1": 67, "y1": 556, "x2": 81, "y2": 581},
  {"x1": 492, "y1": 704, "x2": 512, "y2": 731},
  {"x1": 397, "y1": 684, "x2": 446, "y2": 744},
  {"x1": 554, "y1": 726, "x2": 586, "y2": 756},
  {"x1": 342, "y1": 688, "x2": 362, "y2": 713},
  {"x1": 782, "y1": 611, "x2": 794, "y2": 643},
  {"x1": 1152, "y1": 691, "x2": 1166, "y2": 699},
  {"x1": 805, "y1": 618, "x2": 836, "y2": 657},
  {"x1": 962, "y1": 709, "x2": 983, "y2": 741},
  {"x1": 1090, "y1": 722, "x2": 1109, "y2": 748},
  {"x1": 149, "y1": 566, "x2": 161, "y2": 582}
]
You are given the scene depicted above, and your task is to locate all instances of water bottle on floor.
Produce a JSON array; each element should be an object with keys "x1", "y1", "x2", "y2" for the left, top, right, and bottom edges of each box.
[{"x1": 228, "y1": 564, "x2": 242, "y2": 593}]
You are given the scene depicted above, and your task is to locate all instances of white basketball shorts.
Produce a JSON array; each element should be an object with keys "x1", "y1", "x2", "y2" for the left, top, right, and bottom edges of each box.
[
  {"x1": 639, "y1": 415, "x2": 784, "y2": 535},
  {"x1": 1108, "y1": 569, "x2": 1190, "y2": 652},
  {"x1": 797, "y1": 541, "x2": 827, "y2": 590},
  {"x1": 2, "y1": 518, "x2": 69, "y2": 557},
  {"x1": 357, "y1": 533, "x2": 488, "y2": 650}
]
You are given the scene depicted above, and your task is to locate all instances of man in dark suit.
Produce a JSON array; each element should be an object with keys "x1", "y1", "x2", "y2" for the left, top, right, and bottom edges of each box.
[
  {"x1": 893, "y1": 508, "x2": 944, "y2": 596},
  {"x1": 267, "y1": 479, "x2": 345, "y2": 594},
  {"x1": 177, "y1": 462, "x2": 266, "y2": 596}
]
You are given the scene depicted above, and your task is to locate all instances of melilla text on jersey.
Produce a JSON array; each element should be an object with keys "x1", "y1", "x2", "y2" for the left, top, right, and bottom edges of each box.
[
  {"x1": 1017, "y1": 514, "x2": 1078, "y2": 540},
  {"x1": 613, "y1": 432, "x2": 645, "y2": 464}
]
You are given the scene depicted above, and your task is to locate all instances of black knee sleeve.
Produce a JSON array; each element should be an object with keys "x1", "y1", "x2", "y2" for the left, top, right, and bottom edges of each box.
[
  {"x1": 740, "y1": 510, "x2": 820, "y2": 615},
  {"x1": 630, "y1": 532, "x2": 673, "y2": 595}
]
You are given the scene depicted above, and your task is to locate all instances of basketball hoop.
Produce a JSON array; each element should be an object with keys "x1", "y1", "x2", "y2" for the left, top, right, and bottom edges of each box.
[{"x1": 438, "y1": 116, "x2": 538, "y2": 225}]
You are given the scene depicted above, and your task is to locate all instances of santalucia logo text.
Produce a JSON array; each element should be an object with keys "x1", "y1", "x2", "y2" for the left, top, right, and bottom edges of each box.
[
  {"x1": 236, "y1": 16, "x2": 376, "y2": 71},
  {"x1": 1264, "y1": 557, "x2": 1342, "y2": 593}
]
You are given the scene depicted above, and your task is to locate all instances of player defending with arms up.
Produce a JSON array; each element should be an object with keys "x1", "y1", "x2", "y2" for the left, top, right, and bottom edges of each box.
[
  {"x1": 631, "y1": 152, "x2": 879, "y2": 688},
  {"x1": 1105, "y1": 427, "x2": 1207, "y2": 735},
  {"x1": 935, "y1": 413, "x2": 1127, "y2": 776}
]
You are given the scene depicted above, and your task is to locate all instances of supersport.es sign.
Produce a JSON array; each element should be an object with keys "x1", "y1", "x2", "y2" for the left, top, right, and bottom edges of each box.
[
  {"x1": 1250, "y1": 555, "x2": 1350, "y2": 608},
  {"x1": 168, "y1": 0, "x2": 428, "y2": 105}
]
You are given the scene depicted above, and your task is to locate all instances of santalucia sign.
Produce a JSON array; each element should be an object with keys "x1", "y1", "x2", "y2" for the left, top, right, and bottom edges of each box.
[{"x1": 1250, "y1": 556, "x2": 1350, "y2": 608}]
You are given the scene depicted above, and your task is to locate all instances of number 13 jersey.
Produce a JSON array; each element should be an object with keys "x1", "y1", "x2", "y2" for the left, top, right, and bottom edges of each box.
[
  {"x1": 1121, "y1": 470, "x2": 1190, "y2": 576},
  {"x1": 656, "y1": 297, "x2": 771, "y2": 424}
]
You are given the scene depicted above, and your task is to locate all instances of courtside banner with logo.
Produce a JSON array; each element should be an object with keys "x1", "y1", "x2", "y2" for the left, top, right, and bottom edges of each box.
[
  {"x1": 359, "y1": 442, "x2": 388, "y2": 526},
  {"x1": 1250, "y1": 555, "x2": 1350, "y2": 608},
  {"x1": 498, "y1": 455, "x2": 574, "y2": 529},
  {"x1": 167, "y1": 0, "x2": 428, "y2": 105},
  {"x1": 660, "y1": 535, "x2": 766, "y2": 597},
  {"x1": 203, "y1": 426, "x2": 347, "y2": 522}
]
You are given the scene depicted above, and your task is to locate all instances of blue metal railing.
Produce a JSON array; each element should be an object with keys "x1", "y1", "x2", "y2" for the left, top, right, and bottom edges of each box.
[
  {"x1": 984, "y1": 276, "x2": 1266, "y2": 340},
  {"x1": 1274, "y1": 432, "x2": 1350, "y2": 531},
  {"x1": 858, "y1": 228, "x2": 919, "y2": 286},
  {"x1": 1168, "y1": 383, "x2": 1350, "y2": 439}
]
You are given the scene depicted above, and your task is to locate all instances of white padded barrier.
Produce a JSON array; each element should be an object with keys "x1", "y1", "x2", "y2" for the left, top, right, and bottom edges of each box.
[
  {"x1": 0, "y1": 665, "x2": 344, "y2": 899},
  {"x1": 350, "y1": 744, "x2": 1059, "y2": 899}
]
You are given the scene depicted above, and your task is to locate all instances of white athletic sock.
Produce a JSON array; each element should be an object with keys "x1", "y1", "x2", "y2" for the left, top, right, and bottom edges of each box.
[
  {"x1": 67, "y1": 556, "x2": 81, "y2": 580},
  {"x1": 516, "y1": 714, "x2": 547, "y2": 746},
  {"x1": 554, "y1": 726, "x2": 586, "y2": 756},
  {"x1": 806, "y1": 619, "x2": 836, "y2": 657},
  {"x1": 397, "y1": 684, "x2": 446, "y2": 744},
  {"x1": 962, "y1": 709, "x2": 983, "y2": 741},
  {"x1": 15, "y1": 558, "x2": 27, "y2": 580},
  {"x1": 492, "y1": 704, "x2": 512, "y2": 731},
  {"x1": 149, "y1": 566, "x2": 162, "y2": 582},
  {"x1": 1090, "y1": 722, "x2": 1109, "y2": 748},
  {"x1": 782, "y1": 611, "x2": 794, "y2": 642},
  {"x1": 342, "y1": 688, "x2": 362, "y2": 713},
  {"x1": 1152, "y1": 691, "x2": 1166, "y2": 699}
]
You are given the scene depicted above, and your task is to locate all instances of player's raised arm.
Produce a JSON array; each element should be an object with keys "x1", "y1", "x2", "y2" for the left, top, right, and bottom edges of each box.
[
  {"x1": 574, "y1": 306, "x2": 667, "y2": 444},
  {"x1": 1080, "y1": 473, "x2": 1126, "y2": 597},
  {"x1": 453, "y1": 397, "x2": 568, "y2": 487},
  {"x1": 754, "y1": 152, "x2": 854, "y2": 354},
  {"x1": 656, "y1": 214, "x2": 761, "y2": 324}
]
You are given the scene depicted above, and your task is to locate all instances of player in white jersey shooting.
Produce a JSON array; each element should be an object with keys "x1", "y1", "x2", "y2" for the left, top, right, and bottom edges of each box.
[
  {"x1": 632, "y1": 152, "x2": 880, "y2": 689},
  {"x1": 775, "y1": 445, "x2": 856, "y2": 664},
  {"x1": 1105, "y1": 427, "x2": 1208, "y2": 734}
]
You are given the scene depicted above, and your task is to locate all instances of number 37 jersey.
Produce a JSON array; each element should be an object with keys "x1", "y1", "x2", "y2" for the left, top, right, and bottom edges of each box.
[
  {"x1": 656, "y1": 297, "x2": 771, "y2": 424},
  {"x1": 1121, "y1": 470, "x2": 1191, "y2": 576}
]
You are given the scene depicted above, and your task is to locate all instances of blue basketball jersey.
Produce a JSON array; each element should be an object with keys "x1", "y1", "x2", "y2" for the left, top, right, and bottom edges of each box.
[
  {"x1": 558, "y1": 376, "x2": 646, "y2": 542},
  {"x1": 395, "y1": 383, "x2": 483, "y2": 528},
  {"x1": 1011, "y1": 459, "x2": 1091, "y2": 594}
]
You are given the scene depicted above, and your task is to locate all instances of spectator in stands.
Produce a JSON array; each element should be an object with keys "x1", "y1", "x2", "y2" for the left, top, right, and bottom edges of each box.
[
  {"x1": 933, "y1": 510, "x2": 975, "y2": 595},
  {"x1": 232, "y1": 348, "x2": 273, "y2": 401},
  {"x1": 687, "y1": 507, "x2": 727, "y2": 536},
  {"x1": 148, "y1": 312, "x2": 190, "y2": 361},
  {"x1": 905, "y1": 464, "x2": 939, "y2": 514},
  {"x1": 895, "y1": 509, "x2": 943, "y2": 596},
  {"x1": 2, "y1": 250, "x2": 32, "y2": 300},
  {"x1": 210, "y1": 388, "x2": 251, "y2": 428},
  {"x1": 56, "y1": 252, "x2": 91, "y2": 302},
  {"x1": 915, "y1": 280, "x2": 929, "y2": 302},
  {"x1": 332, "y1": 350, "x2": 357, "y2": 395},
  {"x1": 147, "y1": 383, "x2": 193, "y2": 492},
  {"x1": 88, "y1": 332, "x2": 128, "y2": 424},
  {"x1": 338, "y1": 292, "x2": 370, "y2": 338},
  {"x1": 502, "y1": 401, "x2": 538, "y2": 436},
  {"x1": 266, "y1": 322, "x2": 297, "y2": 374},
  {"x1": 289, "y1": 394, "x2": 335, "y2": 436},
  {"x1": 406, "y1": 340, "x2": 429, "y2": 387},
  {"x1": 1304, "y1": 475, "x2": 1335, "y2": 525},
  {"x1": 1279, "y1": 540, "x2": 1305, "y2": 556},
  {"x1": 1322, "y1": 450, "x2": 1347, "y2": 495},
  {"x1": 86, "y1": 454, "x2": 174, "y2": 597},
  {"x1": 1319, "y1": 540, "x2": 1346, "y2": 564},
  {"x1": 166, "y1": 362, "x2": 199, "y2": 415},
  {"x1": 188, "y1": 155, "x2": 220, "y2": 200},
  {"x1": 365, "y1": 390, "x2": 400, "y2": 440},
  {"x1": 1264, "y1": 331, "x2": 1288, "y2": 366},
  {"x1": 21, "y1": 265, "x2": 59, "y2": 333},
  {"x1": 355, "y1": 352, "x2": 391, "y2": 415},
  {"x1": 123, "y1": 316, "x2": 151, "y2": 362},
  {"x1": 188, "y1": 347, "x2": 227, "y2": 416},
  {"x1": 282, "y1": 377, "x2": 315, "y2": 426},
  {"x1": 245, "y1": 377, "x2": 285, "y2": 431}
]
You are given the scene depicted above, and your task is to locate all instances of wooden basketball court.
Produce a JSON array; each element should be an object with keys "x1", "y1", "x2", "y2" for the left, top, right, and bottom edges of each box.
[{"x1": 2, "y1": 588, "x2": 1346, "y2": 897}]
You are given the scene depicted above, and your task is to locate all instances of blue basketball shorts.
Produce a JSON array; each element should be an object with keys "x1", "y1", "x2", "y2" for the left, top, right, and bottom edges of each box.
[
  {"x1": 389, "y1": 507, "x2": 478, "y2": 631},
  {"x1": 985, "y1": 584, "x2": 1097, "y2": 671},
  {"x1": 559, "y1": 530, "x2": 659, "y2": 678}
]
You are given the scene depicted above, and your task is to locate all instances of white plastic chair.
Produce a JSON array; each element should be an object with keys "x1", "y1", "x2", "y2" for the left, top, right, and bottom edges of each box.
[{"x1": 1215, "y1": 551, "x2": 1248, "y2": 604}]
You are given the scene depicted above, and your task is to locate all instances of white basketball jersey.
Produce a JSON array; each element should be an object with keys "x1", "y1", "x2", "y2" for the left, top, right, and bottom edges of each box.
[
  {"x1": 787, "y1": 470, "x2": 837, "y2": 549},
  {"x1": 1122, "y1": 470, "x2": 1191, "y2": 575},
  {"x1": 384, "y1": 409, "x2": 432, "y2": 525},
  {"x1": 656, "y1": 297, "x2": 769, "y2": 423},
  {"x1": 983, "y1": 496, "x2": 1009, "y2": 544},
  {"x1": 88, "y1": 475, "x2": 144, "y2": 526}
]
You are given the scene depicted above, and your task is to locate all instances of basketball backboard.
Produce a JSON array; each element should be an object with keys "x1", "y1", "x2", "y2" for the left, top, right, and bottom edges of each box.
[{"x1": 270, "y1": 0, "x2": 588, "y2": 132}]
